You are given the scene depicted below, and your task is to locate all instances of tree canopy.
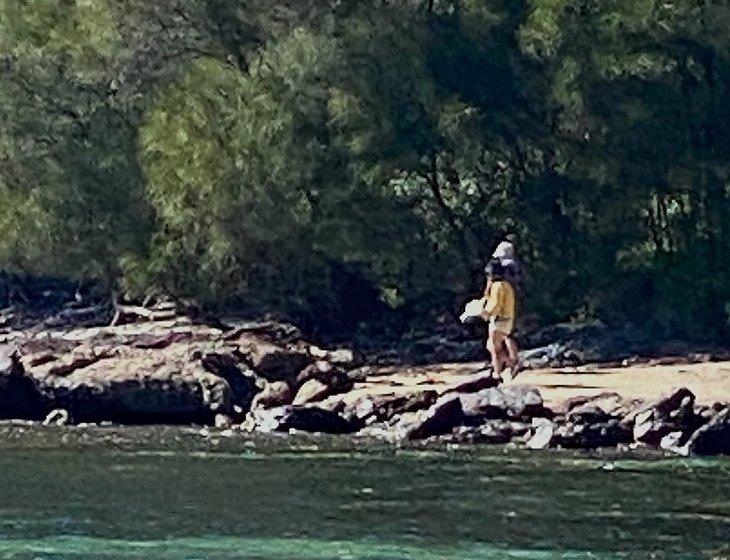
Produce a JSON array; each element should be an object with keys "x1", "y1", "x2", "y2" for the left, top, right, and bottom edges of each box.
[{"x1": 1, "y1": 0, "x2": 728, "y2": 340}]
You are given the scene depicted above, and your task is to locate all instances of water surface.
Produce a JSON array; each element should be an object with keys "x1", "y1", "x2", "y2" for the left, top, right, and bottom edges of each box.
[{"x1": 0, "y1": 425, "x2": 727, "y2": 559}]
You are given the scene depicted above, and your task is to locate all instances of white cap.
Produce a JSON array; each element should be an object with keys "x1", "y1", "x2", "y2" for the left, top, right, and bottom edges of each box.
[{"x1": 492, "y1": 241, "x2": 514, "y2": 259}]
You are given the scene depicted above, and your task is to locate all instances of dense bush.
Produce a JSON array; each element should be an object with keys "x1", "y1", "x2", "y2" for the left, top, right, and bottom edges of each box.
[{"x1": 1, "y1": 0, "x2": 728, "y2": 340}]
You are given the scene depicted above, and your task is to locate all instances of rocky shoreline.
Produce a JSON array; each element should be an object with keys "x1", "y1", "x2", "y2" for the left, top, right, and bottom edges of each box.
[{"x1": 1, "y1": 304, "x2": 728, "y2": 456}]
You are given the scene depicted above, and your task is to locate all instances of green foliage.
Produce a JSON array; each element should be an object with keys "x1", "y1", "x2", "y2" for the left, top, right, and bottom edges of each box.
[{"x1": 1, "y1": 0, "x2": 729, "y2": 339}]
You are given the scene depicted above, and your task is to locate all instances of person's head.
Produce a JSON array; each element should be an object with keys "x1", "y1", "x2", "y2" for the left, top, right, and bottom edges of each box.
[
  {"x1": 485, "y1": 259, "x2": 506, "y2": 281},
  {"x1": 492, "y1": 240, "x2": 515, "y2": 260}
]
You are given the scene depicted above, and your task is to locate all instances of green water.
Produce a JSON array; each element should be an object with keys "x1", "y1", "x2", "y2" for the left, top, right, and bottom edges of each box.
[{"x1": 0, "y1": 425, "x2": 727, "y2": 559}]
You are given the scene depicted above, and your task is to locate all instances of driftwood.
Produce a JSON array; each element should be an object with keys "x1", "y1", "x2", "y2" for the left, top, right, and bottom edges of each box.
[
  {"x1": 42, "y1": 304, "x2": 109, "y2": 328},
  {"x1": 110, "y1": 304, "x2": 178, "y2": 326}
]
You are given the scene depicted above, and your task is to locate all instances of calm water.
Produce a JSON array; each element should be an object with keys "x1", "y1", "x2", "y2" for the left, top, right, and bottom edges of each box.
[{"x1": 0, "y1": 425, "x2": 728, "y2": 560}]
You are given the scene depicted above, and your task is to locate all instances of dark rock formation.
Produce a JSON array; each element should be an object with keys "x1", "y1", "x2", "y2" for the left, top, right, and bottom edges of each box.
[
  {"x1": 201, "y1": 350, "x2": 260, "y2": 412},
  {"x1": 250, "y1": 406, "x2": 357, "y2": 434},
  {"x1": 553, "y1": 419, "x2": 632, "y2": 449},
  {"x1": 34, "y1": 346, "x2": 231, "y2": 424},
  {"x1": 0, "y1": 345, "x2": 44, "y2": 419},
  {"x1": 395, "y1": 395, "x2": 464, "y2": 440},
  {"x1": 632, "y1": 388, "x2": 705, "y2": 447},
  {"x1": 684, "y1": 407, "x2": 730, "y2": 456}
]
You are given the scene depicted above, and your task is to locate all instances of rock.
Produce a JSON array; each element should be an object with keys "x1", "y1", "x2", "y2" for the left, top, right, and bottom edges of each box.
[
  {"x1": 345, "y1": 391, "x2": 439, "y2": 425},
  {"x1": 554, "y1": 419, "x2": 632, "y2": 449},
  {"x1": 391, "y1": 391, "x2": 439, "y2": 417},
  {"x1": 214, "y1": 413, "x2": 232, "y2": 428},
  {"x1": 201, "y1": 351, "x2": 260, "y2": 412},
  {"x1": 654, "y1": 387, "x2": 695, "y2": 417},
  {"x1": 308, "y1": 346, "x2": 363, "y2": 369},
  {"x1": 520, "y1": 320, "x2": 642, "y2": 366},
  {"x1": 459, "y1": 391, "x2": 508, "y2": 421},
  {"x1": 250, "y1": 406, "x2": 357, "y2": 434},
  {"x1": 296, "y1": 360, "x2": 334, "y2": 385},
  {"x1": 327, "y1": 348, "x2": 363, "y2": 368},
  {"x1": 251, "y1": 381, "x2": 293, "y2": 409},
  {"x1": 633, "y1": 410, "x2": 668, "y2": 445},
  {"x1": 237, "y1": 334, "x2": 311, "y2": 382},
  {"x1": 567, "y1": 404, "x2": 611, "y2": 424},
  {"x1": 348, "y1": 397, "x2": 375, "y2": 423},
  {"x1": 296, "y1": 361, "x2": 354, "y2": 393},
  {"x1": 223, "y1": 320, "x2": 303, "y2": 345},
  {"x1": 453, "y1": 420, "x2": 524, "y2": 444},
  {"x1": 44, "y1": 351, "x2": 115, "y2": 377},
  {"x1": 520, "y1": 343, "x2": 568, "y2": 369},
  {"x1": 0, "y1": 345, "x2": 44, "y2": 420},
  {"x1": 459, "y1": 386, "x2": 549, "y2": 422},
  {"x1": 631, "y1": 388, "x2": 705, "y2": 446},
  {"x1": 395, "y1": 395, "x2": 464, "y2": 440},
  {"x1": 565, "y1": 392, "x2": 627, "y2": 418},
  {"x1": 33, "y1": 345, "x2": 232, "y2": 424},
  {"x1": 502, "y1": 386, "x2": 548, "y2": 417},
  {"x1": 683, "y1": 407, "x2": 730, "y2": 456},
  {"x1": 527, "y1": 418, "x2": 555, "y2": 449},
  {"x1": 345, "y1": 366, "x2": 371, "y2": 383},
  {"x1": 355, "y1": 390, "x2": 438, "y2": 422},
  {"x1": 293, "y1": 379, "x2": 331, "y2": 405},
  {"x1": 43, "y1": 408, "x2": 70, "y2": 426},
  {"x1": 659, "y1": 431, "x2": 685, "y2": 452}
]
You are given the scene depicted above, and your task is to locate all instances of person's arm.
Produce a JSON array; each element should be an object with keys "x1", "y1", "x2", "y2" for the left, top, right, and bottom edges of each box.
[{"x1": 482, "y1": 278, "x2": 492, "y2": 298}]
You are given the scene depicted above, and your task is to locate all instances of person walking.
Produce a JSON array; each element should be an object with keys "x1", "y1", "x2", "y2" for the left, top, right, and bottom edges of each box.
[
  {"x1": 482, "y1": 260, "x2": 516, "y2": 380},
  {"x1": 490, "y1": 240, "x2": 523, "y2": 377}
]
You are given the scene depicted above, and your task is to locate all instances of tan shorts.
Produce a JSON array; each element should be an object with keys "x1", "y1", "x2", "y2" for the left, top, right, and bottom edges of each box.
[{"x1": 489, "y1": 317, "x2": 514, "y2": 336}]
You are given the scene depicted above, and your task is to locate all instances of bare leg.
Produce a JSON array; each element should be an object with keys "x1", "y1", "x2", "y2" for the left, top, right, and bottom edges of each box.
[
  {"x1": 488, "y1": 328, "x2": 507, "y2": 378},
  {"x1": 505, "y1": 336, "x2": 519, "y2": 366}
]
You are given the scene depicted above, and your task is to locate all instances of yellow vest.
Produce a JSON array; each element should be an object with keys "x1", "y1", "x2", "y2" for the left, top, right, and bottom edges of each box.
[{"x1": 484, "y1": 280, "x2": 515, "y2": 320}]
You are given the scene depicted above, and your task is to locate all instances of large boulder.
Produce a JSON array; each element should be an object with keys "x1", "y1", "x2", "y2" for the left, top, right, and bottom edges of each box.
[
  {"x1": 237, "y1": 334, "x2": 311, "y2": 382},
  {"x1": 632, "y1": 388, "x2": 705, "y2": 447},
  {"x1": 394, "y1": 395, "x2": 464, "y2": 440},
  {"x1": 249, "y1": 405, "x2": 357, "y2": 434},
  {"x1": 32, "y1": 345, "x2": 231, "y2": 424},
  {"x1": 683, "y1": 407, "x2": 730, "y2": 456},
  {"x1": 0, "y1": 345, "x2": 44, "y2": 419}
]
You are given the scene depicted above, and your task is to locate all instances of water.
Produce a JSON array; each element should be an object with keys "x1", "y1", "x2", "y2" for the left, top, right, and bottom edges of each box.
[{"x1": 0, "y1": 425, "x2": 727, "y2": 559}]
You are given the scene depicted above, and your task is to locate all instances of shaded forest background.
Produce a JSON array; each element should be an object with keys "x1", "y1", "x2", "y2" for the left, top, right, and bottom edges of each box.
[{"x1": 1, "y1": 0, "x2": 728, "y2": 341}]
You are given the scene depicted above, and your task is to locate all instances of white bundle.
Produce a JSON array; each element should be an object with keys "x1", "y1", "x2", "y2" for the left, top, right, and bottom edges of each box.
[{"x1": 459, "y1": 298, "x2": 486, "y2": 324}]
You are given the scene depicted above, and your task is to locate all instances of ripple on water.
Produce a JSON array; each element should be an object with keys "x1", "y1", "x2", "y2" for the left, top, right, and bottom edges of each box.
[{"x1": 0, "y1": 535, "x2": 645, "y2": 560}]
